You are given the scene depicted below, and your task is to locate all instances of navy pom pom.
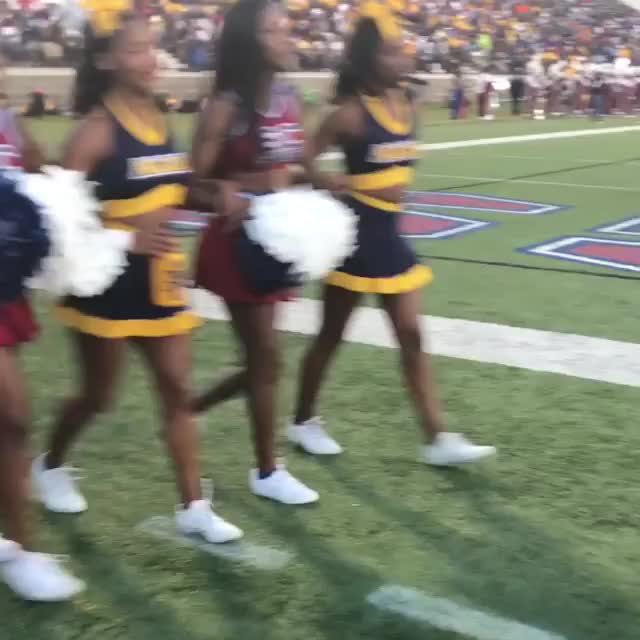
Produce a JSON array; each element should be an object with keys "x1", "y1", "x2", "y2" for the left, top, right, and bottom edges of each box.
[
  {"x1": 236, "y1": 225, "x2": 302, "y2": 294},
  {"x1": 0, "y1": 171, "x2": 50, "y2": 304}
]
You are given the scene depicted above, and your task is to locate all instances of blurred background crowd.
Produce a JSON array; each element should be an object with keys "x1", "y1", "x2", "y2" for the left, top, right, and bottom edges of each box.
[{"x1": 1, "y1": 0, "x2": 639, "y2": 73}]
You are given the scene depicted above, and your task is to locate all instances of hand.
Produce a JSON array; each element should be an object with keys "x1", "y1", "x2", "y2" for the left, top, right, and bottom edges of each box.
[
  {"x1": 321, "y1": 173, "x2": 350, "y2": 195},
  {"x1": 131, "y1": 219, "x2": 177, "y2": 257},
  {"x1": 218, "y1": 180, "x2": 250, "y2": 232}
]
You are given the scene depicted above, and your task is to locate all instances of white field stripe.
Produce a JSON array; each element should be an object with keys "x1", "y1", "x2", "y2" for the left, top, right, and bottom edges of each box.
[
  {"x1": 192, "y1": 292, "x2": 640, "y2": 388},
  {"x1": 418, "y1": 171, "x2": 640, "y2": 192},
  {"x1": 452, "y1": 152, "x2": 602, "y2": 164},
  {"x1": 137, "y1": 516, "x2": 292, "y2": 570},
  {"x1": 367, "y1": 585, "x2": 567, "y2": 640},
  {"x1": 321, "y1": 124, "x2": 640, "y2": 161}
]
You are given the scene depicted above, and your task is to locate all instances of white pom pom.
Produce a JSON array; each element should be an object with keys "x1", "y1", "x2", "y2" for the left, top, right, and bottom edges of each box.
[
  {"x1": 17, "y1": 166, "x2": 129, "y2": 297},
  {"x1": 244, "y1": 189, "x2": 358, "y2": 281}
]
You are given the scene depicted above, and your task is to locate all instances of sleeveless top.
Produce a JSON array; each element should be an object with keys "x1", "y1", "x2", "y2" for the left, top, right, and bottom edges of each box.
[
  {"x1": 212, "y1": 83, "x2": 305, "y2": 180},
  {"x1": 92, "y1": 96, "x2": 191, "y2": 229},
  {"x1": 346, "y1": 93, "x2": 419, "y2": 213}
]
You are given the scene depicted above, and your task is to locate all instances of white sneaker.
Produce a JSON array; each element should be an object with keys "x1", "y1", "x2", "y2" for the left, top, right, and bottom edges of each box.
[
  {"x1": 32, "y1": 454, "x2": 88, "y2": 514},
  {"x1": 0, "y1": 536, "x2": 19, "y2": 562},
  {"x1": 175, "y1": 500, "x2": 243, "y2": 544},
  {"x1": 1, "y1": 550, "x2": 85, "y2": 601},
  {"x1": 287, "y1": 417, "x2": 343, "y2": 455},
  {"x1": 249, "y1": 467, "x2": 319, "y2": 505},
  {"x1": 421, "y1": 433, "x2": 496, "y2": 467}
]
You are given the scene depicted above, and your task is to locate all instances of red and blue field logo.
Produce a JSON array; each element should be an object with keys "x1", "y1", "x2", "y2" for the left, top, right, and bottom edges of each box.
[
  {"x1": 399, "y1": 191, "x2": 566, "y2": 239},
  {"x1": 400, "y1": 209, "x2": 495, "y2": 239},
  {"x1": 404, "y1": 191, "x2": 566, "y2": 216},
  {"x1": 520, "y1": 236, "x2": 640, "y2": 272}
]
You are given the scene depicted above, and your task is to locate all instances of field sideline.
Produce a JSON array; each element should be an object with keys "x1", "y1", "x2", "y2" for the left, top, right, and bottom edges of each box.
[{"x1": 3, "y1": 114, "x2": 640, "y2": 640}]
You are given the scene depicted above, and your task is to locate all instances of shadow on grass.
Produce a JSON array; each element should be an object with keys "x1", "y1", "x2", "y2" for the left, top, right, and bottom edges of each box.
[
  {"x1": 324, "y1": 461, "x2": 638, "y2": 640},
  {"x1": 226, "y1": 490, "x2": 436, "y2": 640}
]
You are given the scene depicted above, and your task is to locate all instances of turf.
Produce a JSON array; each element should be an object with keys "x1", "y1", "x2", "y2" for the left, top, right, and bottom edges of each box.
[
  {"x1": 4, "y1": 111, "x2": 640, "y2": 639},
  {"x1": 5, "y1": 317, "x2": 640, "y2": 640}
]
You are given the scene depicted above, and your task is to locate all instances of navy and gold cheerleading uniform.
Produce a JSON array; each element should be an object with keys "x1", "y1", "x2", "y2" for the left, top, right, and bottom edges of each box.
[
  {"x1": 57, "y1": 96, "x2": 202, "y2": 338},
  {"x1": 327, "y1": 93, "x2": 433, "y2": 294}
]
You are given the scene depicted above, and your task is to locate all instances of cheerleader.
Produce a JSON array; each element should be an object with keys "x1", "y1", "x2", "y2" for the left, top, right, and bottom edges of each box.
[
  {"x1": 287, "y1": 2, "x2": 496, "y2": 466},
  {"x1": 190, "y1": 0, "x2": 318, "y2": 505},
  {"x1": 31, "y1": 11, "x2": 242, "y2": 543},
  {"x1": 0, "y1": 94, "x2": 85, "y2": 599}
]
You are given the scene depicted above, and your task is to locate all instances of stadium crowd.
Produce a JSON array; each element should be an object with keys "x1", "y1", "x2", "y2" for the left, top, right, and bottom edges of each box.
[{"x1": 1, "y1": 0, "x2": 639, "y2": 72}]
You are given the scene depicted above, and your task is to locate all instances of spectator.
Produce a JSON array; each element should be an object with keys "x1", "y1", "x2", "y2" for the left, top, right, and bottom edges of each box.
[{"x1": 0, "y1": 0, "x2": 639, "y2": 73}]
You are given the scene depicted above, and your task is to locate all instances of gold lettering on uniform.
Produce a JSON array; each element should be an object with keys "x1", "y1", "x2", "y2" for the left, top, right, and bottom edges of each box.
[
  {"x1": 150, "y1": 252, "x2": 187, "y2": 307},
  {"x1": 128, "y1": 153, "x2": 190, "y2": 180},
  {"x1": 368, "y1": 141, "x2": 419, "y2": 164}
]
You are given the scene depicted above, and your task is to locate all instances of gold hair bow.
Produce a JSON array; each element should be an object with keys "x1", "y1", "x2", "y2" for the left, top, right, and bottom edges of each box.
[
  {"x1": 359, "y1": 0, "x2": 402, "y2": 41},
  {"x1": 82, "y1": 0, "x2": 133, "y2": 37}
]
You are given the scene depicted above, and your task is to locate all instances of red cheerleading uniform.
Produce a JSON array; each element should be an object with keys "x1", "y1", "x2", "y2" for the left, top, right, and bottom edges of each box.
[
  {"x1": 0, "y1": 109, "x2": 38, "y2": 347},
  {"x1": 195, "y1": 83, "x2": 305, "y2": 303}
]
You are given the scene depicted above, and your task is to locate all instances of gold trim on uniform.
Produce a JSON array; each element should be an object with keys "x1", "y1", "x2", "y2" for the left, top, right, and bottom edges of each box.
[
  {"x1": 104, "y1": 96, "x2": 168, "y2": 146},
  {"x1": 362, "y1": 95, "x2": 412, "y2": 136},
  {"x1": 104, "y1": 184, "x2": 187, "y2": 219},
  {"x1": 327, "y1": 264, "x2": 433, "y2": 293},
  {"x1": 55, "y1": 306, "x2": 202, "y2": 339},
  {"x1": 350, "y1": 191, "x2": 402, "y2": 212},
  {"x1": 350, "y1": 165, "x2": 414, "y2": 191}
]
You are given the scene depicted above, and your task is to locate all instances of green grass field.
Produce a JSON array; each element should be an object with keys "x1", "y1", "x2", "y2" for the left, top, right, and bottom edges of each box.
[{"x1": 4, "y1": 111, "x2": 640, "y2": 640}]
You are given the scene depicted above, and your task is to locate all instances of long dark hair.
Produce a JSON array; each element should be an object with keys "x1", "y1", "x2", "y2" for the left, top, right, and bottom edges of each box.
[
  {"x1": 214, "y1": 0, "x2": 273, "y2": 116},
  {"x1": 73, "y1": 13, "x2": 137, "y2": 115},
  {"x1": 335, "y1": 17, "x2": 384, "y2": 101}
]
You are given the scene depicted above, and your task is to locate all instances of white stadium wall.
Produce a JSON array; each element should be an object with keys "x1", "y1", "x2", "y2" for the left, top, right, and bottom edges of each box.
[{"x1": 4, "y1": 68, "x2": 462, "y2": 108}]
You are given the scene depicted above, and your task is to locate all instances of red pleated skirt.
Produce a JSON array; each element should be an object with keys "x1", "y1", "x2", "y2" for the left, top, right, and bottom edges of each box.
[
  {"x1": 0, "y1": 297, "x2": 38, "y2": 347},
  {"x1": 195, "y1": 218, "x2": 291, "y2": 304}
]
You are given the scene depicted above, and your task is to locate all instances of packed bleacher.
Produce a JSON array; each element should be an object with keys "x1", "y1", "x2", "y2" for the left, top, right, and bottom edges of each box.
[{"x1": 1, "y1": 0, "x2": 640, "y2": 73}]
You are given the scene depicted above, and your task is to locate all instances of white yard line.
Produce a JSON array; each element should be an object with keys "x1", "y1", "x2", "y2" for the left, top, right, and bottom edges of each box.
[
  {"x1": 367, "y1": 585, "x2": 567, "y2": 640},
  {"x1": 322, "y1": 124, "x2": 640, "y2": 161},
  {"x1": 418, "y1": 171, "x2": 640, "y2": 192},
  {"x1": 455, "y1": 152, "x2": 600, "y2": 163},
  {"x1": 137, "y1": 516, "x2": 292, "y2": 570},
  {"x1": 192, "y1": 292, "x2": 640, "y2": 388}
]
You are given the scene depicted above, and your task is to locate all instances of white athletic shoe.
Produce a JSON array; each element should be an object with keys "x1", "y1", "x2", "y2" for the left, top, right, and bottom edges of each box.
[
  {"x1": 32, "y1": 454, "x2": 88, "y2": 514},
  {"x1": 0, "y1": 536, "x2": 19, "y2": 562},
  {"x1": 421, "y1": 433, "x2": 496, "y2": 467},
  {"x1": 287, "y1": 417, "x2": 343, "y2": 456},
  {"x1": 1, "y1": 550, "x2": 85, "y2": 602},
  {"x1": 175, "y1": 500, "x2": 243, "y2": 544},
  {"x1": 249, "y1": 467, "x2": 319, "y2": 505}
]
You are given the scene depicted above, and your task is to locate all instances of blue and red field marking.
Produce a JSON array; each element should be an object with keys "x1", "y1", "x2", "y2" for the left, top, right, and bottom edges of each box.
[
  {"x1": 590, "y1": 216, "x2": 640, "y2": 236},
  {"x1": 405, "y1": 191, "x2": 567, "y2": 215},
  {"x1": 519, "y1": 236, "x2": 640, "y2": 272},
  {"x1": 400, "y1": 210, "x2": 495, "y2": 239}
]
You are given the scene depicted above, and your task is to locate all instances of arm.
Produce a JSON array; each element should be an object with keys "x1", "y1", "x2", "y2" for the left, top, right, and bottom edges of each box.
[
  {"x1": 304, "y1": 99, "x2": 363, "y2": 193},
  {"x1": 188, "y1": 96, "x2": 253, "y2": 226},
  {"x1": 187, "y1": 96, "x2": 239, "y2": 212},
  {"x1": 15, "y1": 117, "x2": 45, "y2": 172},
  {"x1": 306, "y1": 99, "x2": 405, "y2": 203},
  {"x1": 61, "y1": 109, "x2": 113, "y2": 174}
]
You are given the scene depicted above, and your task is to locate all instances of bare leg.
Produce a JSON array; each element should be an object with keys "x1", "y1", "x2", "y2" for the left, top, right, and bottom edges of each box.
[
  {"x1": 294, "y1": 285, "x2": 361, "y2": 424},
  {"x1": 227, "y1": 302, "x2": 280, "y2": 476},
  {"x1": 45, "y1": 332, "x2": 125, "y2": 469},
  {"x1": 380, "y1": 289, "x2": 445, "y2": 442},
  {"x1": 192, "y1": 370, "x2": 247, "y2": 413},
  {"x1": 0, "y1": 348, "x2": 31, "y2": 547},
  {"x1": 136, "y1": 334, "x2": 202, "y2": 506}
]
